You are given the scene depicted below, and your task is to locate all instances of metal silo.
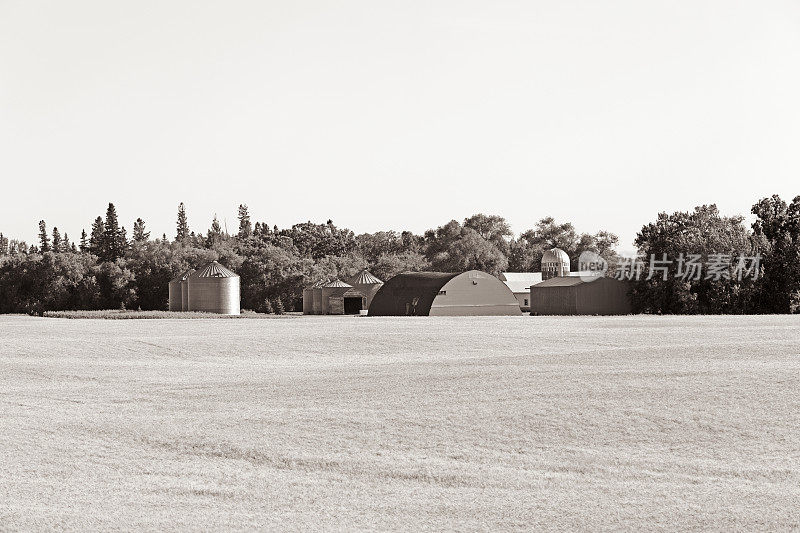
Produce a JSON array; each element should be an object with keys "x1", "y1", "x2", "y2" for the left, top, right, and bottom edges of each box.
[
  {"x1": 348, "y1": 269, "x2": 383, "y2": 309},
  {"x1": 168, "y1": 274, "x2": 183, "y2": 311},
  {"x1": 321, "y1": 279, "x2": 355, "y2": 315},
  {"x1": 180, "y1": 269, "x2": 195, "y2": 311},
  {"x1": 311, "y1": 279, "x2": 326, "y2": 315},
  {"x1": 304, "y1": 279, "x2": 327, "y2": 314},
  {"x1": 187, "y1": 261, "x2": 240, "y2": 315},
  {"x1": 541, "y1": 248, "x2": 570, "y2": 280}
]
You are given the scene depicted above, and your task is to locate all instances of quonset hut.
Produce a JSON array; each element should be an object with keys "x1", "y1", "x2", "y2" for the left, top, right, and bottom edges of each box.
[
  {"x1": 168, "y1": 269, "x2": 194, "y2": 311},
  {"x1": 529, "y1": 276, "x2": 631, "y2": 315},
  {"x1": 368, "y1": 270, "x2": 521, "y2": 316},
  {"x1": 187, "y1": 261, "x2": 240, "y2": 315}
]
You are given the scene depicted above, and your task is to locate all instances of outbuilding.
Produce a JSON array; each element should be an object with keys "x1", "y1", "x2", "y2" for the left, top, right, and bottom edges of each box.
[
  {"x1": 320, "y1": 279, "x2": 366, "y2": 315},
  {"x1": 347, "y1": 269, "x2": 383, "y2": 309},
  {"x1": 368, "y1": 270, "x2": 521, "y2": 316},
  {"x1": 499, "y1": 272, "x2": 543, "y2": 312},
  {"x1": 187, "y1": 261, "x2": 241, "y2": 315},
  {"x1": 529, "y1": 276, "x2": 631, "y2": 315}
]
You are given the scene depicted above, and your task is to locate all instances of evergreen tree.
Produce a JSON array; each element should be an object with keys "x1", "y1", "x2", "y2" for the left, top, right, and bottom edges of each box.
[
  {"x1": 238, "y1": 204, "x2": 252, "y2": 239},
  {"x1": 89, "y1": 217, "x2": 104, "y2": 256},
  {"x1": 71, "y1": 242, "x2": 78, "y2": 253},
  {"x1": 132, "y1": 218, "x2": 150, "y2": 242},
  {"x1": 119, "y1": 226, "x2": 128, "y2": 254},
  {"x1": 207, "y1": 215, "x2": 224, "y2": 247},
  {"x1": 62, "y1": 233, "x2": 71, "y2": 253},
  {"x1": 176, "y1": 203, "x2": 189, "y2": 242},
  {"x1": 38, "y1": 220, "x2": 50, "y2": 252},
  {"x1": 273, "y1": 297, "x2": 285, "y2": 315},
  {"x1": 52, "y1": 227, "x2": 62, "y2": 251},
  {"x1": 102, "y1": 203, "x2": 123, "y2": 262},
  {"x1": 80, "y1": 230, "x2": 88, "y2": 253},
  {"x1": 0, "y1": 233, "x2": 7, "y2": 256}
]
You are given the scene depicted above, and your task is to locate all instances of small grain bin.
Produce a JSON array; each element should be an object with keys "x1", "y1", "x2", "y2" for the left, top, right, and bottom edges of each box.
[
  {"x1": 321, "y1": 279, "x2": 362, "y2": 315},
  {"x1": 303, "y1": 279, "x2": 327, "y2": 314},
  {"x1": 312, "y1": 280, "x2": 326, "y2": 315},
  {"x1": 180, "y1": 269, "x2": 195, "y2": 311},
  {"x1": 168, "y1": 274, "x2": 183, "y2": 311},
  {"x1": 187, "y1": 261, "x2": 240, "y2": 315},
  {"x1": 348, "y1": 269, "x2": 383, "y2": 308}
]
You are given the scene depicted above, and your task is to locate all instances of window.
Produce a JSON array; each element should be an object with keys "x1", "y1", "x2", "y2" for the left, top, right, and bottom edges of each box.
[
  {"x1": 524, "y1": 299, "x2": 528, "y2": 306},
  {"x1": 438, "y1": 290, "x2": 446, "y2": 295}
]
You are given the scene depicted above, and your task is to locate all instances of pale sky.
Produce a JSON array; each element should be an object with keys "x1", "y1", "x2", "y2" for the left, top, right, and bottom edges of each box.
[{"x1": 1, "y1": 1, "x2": 799, "y2": 251}]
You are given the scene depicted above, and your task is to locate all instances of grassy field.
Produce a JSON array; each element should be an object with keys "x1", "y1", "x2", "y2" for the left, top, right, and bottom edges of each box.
[{"x1": 1, "y1": 315, "x2": 799, "y2": 530}]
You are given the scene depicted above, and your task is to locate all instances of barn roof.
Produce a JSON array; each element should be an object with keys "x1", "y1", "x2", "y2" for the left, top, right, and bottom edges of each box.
[
  {"x1": 192, "y1": 261, "x2": 238, "y2": 278},
  {"x1": 349, "y1": 269, "x2": 383, "y2": 286},
  {"x1": 499, "y1": 272, "x2": 542, "y2": 293},
  {"x1": 532, "y1": 276, "x2": 622, "y2": 288},
  {"x1": 367, "y1": 272, "x2": 460, "y2": 316}
]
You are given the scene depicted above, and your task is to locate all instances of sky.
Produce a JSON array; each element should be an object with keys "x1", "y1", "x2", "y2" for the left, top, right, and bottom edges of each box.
[{"x1": 1, "y1": 1, "x2": 799, "y2": 252}]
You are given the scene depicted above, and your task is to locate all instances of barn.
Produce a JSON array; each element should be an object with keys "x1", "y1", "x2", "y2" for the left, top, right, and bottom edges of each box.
[
  {"x1": 529, "y1": 276, "x2": 631, "y2": 315},
  {"x1": 368, "y1": 270, "x2": 521, "y2": 316},
  {"x1": 499, "y1": 272, "x2": 543, "y2": 312},
  {"x1": 187, "y1": 261, "x2": 241, "y2": 315}
]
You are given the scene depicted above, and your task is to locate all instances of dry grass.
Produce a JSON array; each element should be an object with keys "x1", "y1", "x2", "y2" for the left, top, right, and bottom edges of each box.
[
  {"x1": 41, "y1": 309, "x2": 296, "y2": 319},
  {"x1": 1, "y1": 315, "x2": 799, "y2": 530}
]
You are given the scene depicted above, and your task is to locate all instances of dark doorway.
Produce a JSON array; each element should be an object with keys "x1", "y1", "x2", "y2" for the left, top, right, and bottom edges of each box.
[{"x1": 343, "y1": 297, "x2": 363, "y2": 315}]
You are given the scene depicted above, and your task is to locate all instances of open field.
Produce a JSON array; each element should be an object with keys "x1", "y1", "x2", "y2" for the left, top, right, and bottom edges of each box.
[{"x1": 1, "y1": 315, "x2": 799, "y2": 530}]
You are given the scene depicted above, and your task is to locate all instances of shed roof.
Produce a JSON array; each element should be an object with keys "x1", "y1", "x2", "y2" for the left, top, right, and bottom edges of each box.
[
  {"x1": 499, "y1": 272, "x2": 543, "y2": 293},
  {"x1": 533, "y1": 276, "x2": 588, "y2": 288},
  {"x1": 192, "y1": 261, "x2": 238, "y2": 278}
]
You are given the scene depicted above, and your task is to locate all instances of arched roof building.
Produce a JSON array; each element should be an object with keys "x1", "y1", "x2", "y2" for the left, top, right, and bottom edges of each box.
[{"x1": 368, "y1": 270, "x2": 521, "y2": 316}]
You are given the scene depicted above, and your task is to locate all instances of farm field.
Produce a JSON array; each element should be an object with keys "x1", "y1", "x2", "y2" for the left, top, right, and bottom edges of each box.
[{"x1": 1, "y1": 315, "x2": 799, "y2": 530}]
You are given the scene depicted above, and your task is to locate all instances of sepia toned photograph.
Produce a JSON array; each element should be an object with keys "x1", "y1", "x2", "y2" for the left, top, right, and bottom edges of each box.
[{"x1": 1, "y1": 1, "x2": 799, "y2": 530}]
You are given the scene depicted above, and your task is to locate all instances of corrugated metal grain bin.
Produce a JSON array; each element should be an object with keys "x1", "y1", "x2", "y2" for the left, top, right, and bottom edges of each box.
[
  {"x1": 180, "y1": 269, "x2": 194, "y2": 311},
  {"x1": 168, "y1": 276, "x2": 182, "y2": 311},
  {"x1": 321, "y1": 279, "x2": 358, "y2": 315},
  {"x1": 168, "y1": 269, "x2": 194, "y2": 311},
  {"x1": 529, "y1": 276, "x2": 631, "y2": 315},
  {"x1": 541, "y1": 248, "x2": 570, "y2": 280},
  {"x1": 348, "y1": 269, "x2": 383, "y2": 309},
  {"x1": 187, "y1": 261, "x2": 240, "y2": 315},
  {"x1": 303, "y1": 279, "x2": 327, "y2": 315},
  {"x1": 312, "y1": 284, "x2": 324, "y2": 314}
]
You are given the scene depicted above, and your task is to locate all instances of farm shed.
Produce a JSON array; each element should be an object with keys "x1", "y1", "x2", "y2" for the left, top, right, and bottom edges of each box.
[
  {"x1": 499, "y1": 272, "x2": 543, "y2": 312},
  {"x1": 368, "y1": 270, "x2": 521, "y2": 316},
  {"x1": 168, "y1": 269, "x2": 194, "y2": 311},
  {"x1": 347, "y1": 269, "x2": 383, "y2": 308},
  {"x1": 321, "y1": 279, "x2": 365, "y2": 315},
  {"x1": 529, "y1": 276, "x2": 631, "y2": 315},
  {"x1": 542, "y1": 248, "x2": 570, "y2": 280},
  {"x1": 187, "y1": 261, "x2": 241, "y2": 315}
]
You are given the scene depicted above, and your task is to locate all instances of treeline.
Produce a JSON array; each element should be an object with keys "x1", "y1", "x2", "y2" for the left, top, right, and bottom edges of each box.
[
  {"x1": 0, "y1": 204, "x2": 617, "y2": 314},
  {"x1": 1, "y1": 194, "x2": 798, "y2": 315}
]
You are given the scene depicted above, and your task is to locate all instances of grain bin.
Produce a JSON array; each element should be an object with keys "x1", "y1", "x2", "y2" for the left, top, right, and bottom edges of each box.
[
  {"x1": 180, "y1": 269, "x2": 195, "y2": 311},
  {"x1": 168, "y1": 274, "x2": 183, "y2": 311},
  {"x1": 348, "y1": 269, "x2": 383, "y2": 308},
  {"x1": 303, "y1": 279, "x2": 327, "y2": 314},
  {"x1": 541, "y1": 248, "x2": 570, "y2": 280},
  {"x1": 321, "y1": 279, "x2": 359, "y2": 315},
  {"x1": 187, "y1": 261, "x2": 240, "y2": 315},
  {"x1": 312, "y1": 280, "x2": 326, "y2": 314}
]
